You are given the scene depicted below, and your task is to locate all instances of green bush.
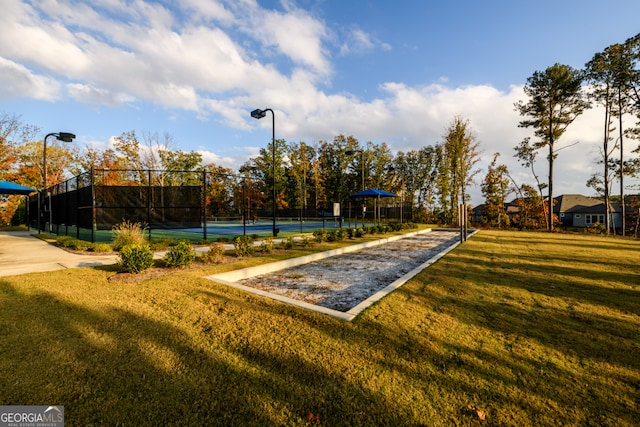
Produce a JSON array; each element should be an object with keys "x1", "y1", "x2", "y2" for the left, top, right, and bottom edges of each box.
[
  {"x1": 354, "y1": 227, "x2": 364, "y2": 238},
  {"x1": 91, "y1": 243, "x2": 112, "y2": 253},
  {"x1": 401, "y1": 222, "x2": 418, "y2": 230},
  {"x1": 259, "y1": 237, "x2": 275, "y2": 253},
  {"x1": 299, "y1": 237, "x2": 312, "y2": 247},
  {"x1": 283, "y1": 237, "x2": 295, "y2": 249},
  {"x1": 202, "y1": 242, "x2": 225, "y2": 264},
  {"x1": 56, "y1": 236, "x2": 75, "y2": 247},
  {"x1": 163, "y1": 241, "x2": 196, "y2": 268},
  {"x1": 389, "y1": 222, "x2": 402, "y2": 232},
  {"x1": 118, "y1": 244, "x2": 154, "y2": 273},
  {"x1": 149, "y1": 238, "x2": 174, "y2": 251},
  {"x1": 56, "y1": 236, "x2": 91, "y2": 251},
  {"x1": 327, "y1": 229, "x2": 347, "y2": 242},
  {"x1": 112, "y1": 220, "x2": 147, "y2": 251},
  {"x1": 233, "y1": 236, "x2": 255, "y2": 257},
  {"x1": 313, "y1": 230, "x2": 327, "y2": 243}
]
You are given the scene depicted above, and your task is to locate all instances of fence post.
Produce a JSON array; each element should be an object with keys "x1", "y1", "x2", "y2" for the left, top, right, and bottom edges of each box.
[{"x1": 202, "y1": 169, "x2": 207, "y2": 243}]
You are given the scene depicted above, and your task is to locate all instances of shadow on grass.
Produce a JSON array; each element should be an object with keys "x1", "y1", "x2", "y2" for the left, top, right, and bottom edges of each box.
[
  {"x1": 1, "y1": 229, "x2": 638, "y2": 426},
  {"x1": 0, "y1": 280, "x2": 418, "y2": 426}
]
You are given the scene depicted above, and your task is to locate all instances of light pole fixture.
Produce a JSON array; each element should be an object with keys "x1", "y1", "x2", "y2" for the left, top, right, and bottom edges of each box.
[
  {"x1": 250, "y1": 108, "x2": 278, "y2": 237},
  {"x1": 41, "y1": 132, "x2": 75, "y2": 232}
]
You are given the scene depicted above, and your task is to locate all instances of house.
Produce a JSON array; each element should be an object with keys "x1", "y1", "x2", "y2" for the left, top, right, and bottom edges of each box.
[
  {"x1": 471, "y1": 200, "x2": 522, "y2": 224},
  {"x1": 565, "y1": 202, "x2": 622, "y2": 229},
  {"x1": 472, "y1": 194, "x2": 624, "y2": 230},
  {"x1": 553, "y1": 194, "x2": 601, "y2": 227}
]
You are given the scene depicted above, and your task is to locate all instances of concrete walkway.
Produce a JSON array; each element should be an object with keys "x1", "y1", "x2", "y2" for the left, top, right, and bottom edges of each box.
[
  {"x1": 0, "y1": 231, "x2": 119, "y2": 277},
  {"x1": 0, "y1": 231, "x2": 288, "y2": 277}
]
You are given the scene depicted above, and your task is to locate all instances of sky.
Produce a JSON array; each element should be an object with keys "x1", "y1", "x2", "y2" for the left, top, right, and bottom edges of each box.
[{"x1": 1, "y1": 0, "x2": 640, "y2": 205}]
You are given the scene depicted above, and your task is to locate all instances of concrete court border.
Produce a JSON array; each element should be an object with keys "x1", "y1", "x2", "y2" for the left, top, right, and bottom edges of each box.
[{"x1": 206, "y1": 228, "x2": 476, "y2": 321}]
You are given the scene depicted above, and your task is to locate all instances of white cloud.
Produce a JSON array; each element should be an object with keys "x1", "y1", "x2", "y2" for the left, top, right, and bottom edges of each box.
[
  {"x1": 339, "y1": 28, "x2": 391, "y2": 56},
  {"x1": 0, "y1": 57, "x2": 61, "y2": 100},
  {"x1": 228, "y1": 0, "x2": 330, "y2": 76},
  {"x1": 2, "y1": 0, "x2": 638, "y2": 205}
]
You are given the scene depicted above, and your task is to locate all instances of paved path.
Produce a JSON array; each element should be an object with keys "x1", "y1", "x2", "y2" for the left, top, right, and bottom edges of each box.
[
  {"x1": 0, "y1": 231, "x2": 289, "y2": 277},
  {"x1": 0, "y1": 231, "x2": 118, "y2": 277}
]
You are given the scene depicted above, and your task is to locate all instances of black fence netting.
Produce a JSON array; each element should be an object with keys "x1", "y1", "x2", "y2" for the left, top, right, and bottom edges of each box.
[
  {"x1": 29, "y1": 169, "x2": 205, "y2": 240},
  {"x1": 95, "y1": 185, "x2": 201, "y2": 229}
]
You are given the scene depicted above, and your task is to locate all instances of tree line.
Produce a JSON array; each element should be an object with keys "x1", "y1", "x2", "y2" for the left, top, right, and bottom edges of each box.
[
  {"x1": 0, "y1": 115, "x2": 480, "y2": 225},
  {"x1": 482, "y1": 33, "x2": 640, "y2": 235},
  {"x1": 1, "y1": 33, "x2": 639, "y2": 233}
]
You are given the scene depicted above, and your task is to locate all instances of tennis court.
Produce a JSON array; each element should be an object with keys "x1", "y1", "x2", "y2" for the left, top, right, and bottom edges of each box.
[
  {"x1": 46, "y1": 217, "x2": 375, "y2": 244},
  {"x1": 169, "y1": 216, "x2": 368, "y2": 241}
]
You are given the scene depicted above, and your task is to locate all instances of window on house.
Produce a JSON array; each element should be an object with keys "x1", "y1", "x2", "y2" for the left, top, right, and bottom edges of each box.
[{"x1": 585, "y1": 214, "x2": 605, "y2": 225}]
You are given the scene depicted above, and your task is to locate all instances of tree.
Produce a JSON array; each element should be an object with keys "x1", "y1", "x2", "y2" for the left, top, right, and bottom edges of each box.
[
  {"x1": 517, "y1": 184, "x2": 547, "y2": 230},
  {"x1": 0, "y1": 112, "x2": 39, "y2": 181},
  {"x1": 252, "y1": 138, "x2": 289, "y2": 211},
  {"x1": 514, "y1": 137, "x2": 548, "y2": 218},
  {"x1": 585, "y1": 40, "x2": 640, "y2": 234},
  {"x1": 205, "y1": 164, "x2": 239, "y2": 218},
  {"x1": 438, "y1": 116, "x2": 481, "y2": 224},
  {"x1": 287, "y1": 141, "x2": 314, "y2": 216},
  {"x1": 515, "y1": 63, "x2": 589, "y2": 231},
  {"x1": 481, "y1": 153, "x2": 511, "y2": 228}
]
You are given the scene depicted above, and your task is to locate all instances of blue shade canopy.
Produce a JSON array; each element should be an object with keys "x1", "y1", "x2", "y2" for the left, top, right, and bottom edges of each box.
[
  {"x1": 350, "y1": 188, "x2": 398, "y2": 198},
  {"x1": 0, "y1": 180, "x2": 36, "y2": 195}
]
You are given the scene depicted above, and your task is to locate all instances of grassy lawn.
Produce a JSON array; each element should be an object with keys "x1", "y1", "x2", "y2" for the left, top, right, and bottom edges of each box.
[{"x1": 0, "y1": 230, "x2": 638, "y2": 426}]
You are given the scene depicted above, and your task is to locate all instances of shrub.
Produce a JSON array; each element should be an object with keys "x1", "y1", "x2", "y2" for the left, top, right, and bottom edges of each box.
[
  {"x1": 401, "y1": 222, "x2": 418, "y2": 230},
  {"x1": 118, "y1": 244, "x2": 154, "y2": 273},
  {"x1": 112, "y1": 220, "x2": 147, "y2": 251},
  {"x1": 56, "y1": 236, "x2": 76, "y2": 248},
  {"x1": 299, "y1": 237, "x2": 312, "y2": 247},
  {"x1": 354, "y1": 227, "x2": 364, "y2": 238},
  {"x1": 259, "y1": 237, "x2": 275, "y2": 253},
  {"x1": 327, "y1": 229, "x2": 347, "y2": 242},
  {"x1": 587, "y1": 222, "x2": 606, "y2": 234},
  {"x1": 233, "y1": 236, "x2": 255, "y2": 257},
  {"x1": 163, "y1": 241, "x2": 196, "y2": 268},
  {"x1": 56, "y1": 236, "x2": 91, "y2": 251},
  {"x1": 283, "y1": 237, "x2": 295, "y2": 249},
  {"x1": 202, "y1": 242, "x2": 225, "y2": 264},
  {"x1": 91, "y1": 243, "x2": 112, "y2": 253},
  {"x1": 149, "y1": 238, "x2": 174, "y2": 251},
  {"x1": 313, "y1": 230, "x2": 327, "y2": 243}
]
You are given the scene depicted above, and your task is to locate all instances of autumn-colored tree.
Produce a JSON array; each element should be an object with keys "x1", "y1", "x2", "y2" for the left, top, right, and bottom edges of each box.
[
  {"x1": 437, "y1": 116, "x2": 481, "y2": 224},
  {"x1": 481, "y1": 153, "x2": 511, "y2": 228},
  {"x1": 287, "y1": 141, "x2": 314, "y2": 215}
]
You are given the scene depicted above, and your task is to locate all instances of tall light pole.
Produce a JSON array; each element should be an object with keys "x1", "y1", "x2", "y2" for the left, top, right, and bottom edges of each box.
[
  {"x1": 346, "y1": 149, "x2": 365, "y2": 225},
  {"x1": 42, "y1": 132, "x2": 75, "y2": 232},
  {"x1": 250, "y1": 108, "x2": 278, "y2": 237}
]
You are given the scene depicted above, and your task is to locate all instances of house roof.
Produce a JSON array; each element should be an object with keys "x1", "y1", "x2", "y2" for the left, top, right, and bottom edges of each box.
[
  {"x1": 554, "y1": 194, "x2": 601, "y2": 213},
  {"x1": 566, "y1": 203, "x2": 621, "y2": 214}
]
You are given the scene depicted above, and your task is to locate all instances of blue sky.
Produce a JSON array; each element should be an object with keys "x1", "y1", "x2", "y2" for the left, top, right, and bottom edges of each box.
[{"x1": 2, "y1": 0, "x2": 639, "y2": 203}]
